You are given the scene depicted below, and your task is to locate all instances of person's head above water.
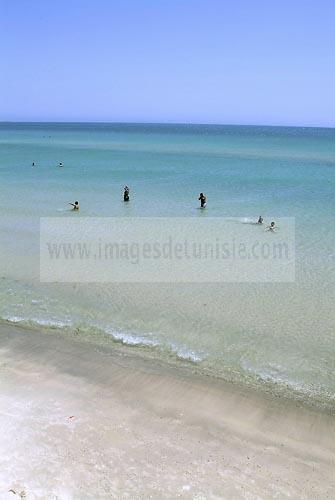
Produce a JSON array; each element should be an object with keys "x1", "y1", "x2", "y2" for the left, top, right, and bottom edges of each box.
[
  {"x1": 271, "y1": 221, "x2": 275, "y2": 227},
  {"x1": 69, "y1": 200, "x2": 79, "y2": 210}
]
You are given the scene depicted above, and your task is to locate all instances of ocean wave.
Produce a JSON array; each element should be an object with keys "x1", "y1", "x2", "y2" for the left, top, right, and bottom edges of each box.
[
  {"x1": 1, "y1": 313, "x2": 334, "y2": 412},
  {"x1": 2, "y1": 315, "x2": 72, "y2": 329},
  {"x1": 104, "y1": 326, "x2": 159, "y2": 347},
  {"x1": 240, "y1": 358, "x2": 335, "y2": 411},
  {"x1": 0, "y1": 314, "x2": 205, "y2": 365}
]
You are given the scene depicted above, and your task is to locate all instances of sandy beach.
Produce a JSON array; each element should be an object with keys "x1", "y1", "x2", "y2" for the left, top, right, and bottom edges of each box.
[
  {"x1": 0, "y1": 322, "x2": 334, "y2": 499},
  {"x1": 2, "y1": 0, "x2": 335, "y2": 496}
]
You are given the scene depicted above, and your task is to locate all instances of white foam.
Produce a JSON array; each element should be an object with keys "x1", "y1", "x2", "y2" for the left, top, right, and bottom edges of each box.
[
  {"x1": 104, "y1": 327, "x2": 159, "y2": 347},
  {"x1": 3, "y1": 315, "x2": 71, "y2": 329},
  {"x1": 170, "y1": 343, "x2": 204, "y2": 363},
  {"x1": 241, "y1": 359, "x2": 308, "y2": 394},
  {"x1": 105, "y1": 326, "x2": 204, "y2": 363}
]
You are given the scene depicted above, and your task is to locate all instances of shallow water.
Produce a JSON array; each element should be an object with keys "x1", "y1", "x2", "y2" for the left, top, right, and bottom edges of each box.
[{"x1": 1, "y1": 122, "x2": 335, "y2": 409}]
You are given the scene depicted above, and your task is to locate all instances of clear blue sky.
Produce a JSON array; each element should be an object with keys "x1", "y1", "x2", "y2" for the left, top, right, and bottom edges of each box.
[{"x1": 1, "y1": 0, "x2": 334, "y2": 126}]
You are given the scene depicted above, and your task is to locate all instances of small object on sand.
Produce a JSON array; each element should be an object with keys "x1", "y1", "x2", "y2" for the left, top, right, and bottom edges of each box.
[
  {"x1": 68, "y1": 415, "x2": 75, "y2": 419},
  {"x1": 8, "y1": 490, "x2": 26, "y2": 498}
]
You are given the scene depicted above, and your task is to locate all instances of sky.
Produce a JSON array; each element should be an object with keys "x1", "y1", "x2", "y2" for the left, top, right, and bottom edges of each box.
[{"x1": 1, "y1": 0, "x2": 334, "y2": 126}]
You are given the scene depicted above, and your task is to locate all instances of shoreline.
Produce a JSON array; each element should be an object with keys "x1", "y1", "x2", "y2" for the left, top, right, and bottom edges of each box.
[
  {"x1": 1, "y1": 322, "x2": 335, "y2": 498},
  {"x1": 2, "y1": 315, "x2": 334, "y2": 415}
]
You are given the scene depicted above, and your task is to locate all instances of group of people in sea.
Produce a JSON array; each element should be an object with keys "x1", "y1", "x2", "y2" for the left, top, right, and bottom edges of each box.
[
  {"x1": 68, "y1": 186, "x2": 130, "y2": 212},
  {"x1": 257, "y1": 216, "x2": 276, "y2": 231},
  {"x1": 33, "y1": 162, "x2": 276, "y2": 231},
  {"x1": 197, "y1": 194, "x2": 275, "y2": 230},
  {"x1": 32, "y1": 161, "x2": 63, "y2": 167},
  {"x1": 68, "y1": 187, "x2": 276, "y2": 231}
]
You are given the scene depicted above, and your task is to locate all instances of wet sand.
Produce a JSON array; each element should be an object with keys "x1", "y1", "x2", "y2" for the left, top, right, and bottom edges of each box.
[{"x1": 0, "y1": 322, "x2": 334, "y2": 499}]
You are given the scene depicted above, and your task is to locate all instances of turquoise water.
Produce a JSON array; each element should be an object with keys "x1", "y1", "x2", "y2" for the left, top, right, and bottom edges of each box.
[{"x1": 1, "y1": 123, "x2": 335, "y2": 409}]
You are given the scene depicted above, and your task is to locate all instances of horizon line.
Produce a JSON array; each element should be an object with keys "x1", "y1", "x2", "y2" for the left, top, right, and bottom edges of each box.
[{"x1": 0, "y1": 120, "x2": 334, "y2": 130}]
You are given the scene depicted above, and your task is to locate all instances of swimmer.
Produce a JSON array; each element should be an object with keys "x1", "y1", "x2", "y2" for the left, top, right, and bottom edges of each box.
[
  {"x1": 257, "y1": 216, "x2": 263, "y2": 224},
  {"x1": 199, "y1": 192, "x2": 207, "y2": 208},
  {"x1": 266, "y1": 221, "x2": 275, "y2": 232},
  {"x1": 69, "y1": 201, "x2": 80, "y2": 211},
  {"x1": 59, "y1": 162, "x2": 63, "y2": 167},
  {"x1": 32, "y1": 162, "x2": 35, "y2": 167},
  {"x1": 124, "y1": 185, "x2": 130, "y2": 202}
]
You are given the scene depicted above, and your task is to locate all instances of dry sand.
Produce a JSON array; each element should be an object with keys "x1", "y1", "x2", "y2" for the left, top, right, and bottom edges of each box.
[{"x1": 0, "y1": 322, "x2": 334, "y2": 499}]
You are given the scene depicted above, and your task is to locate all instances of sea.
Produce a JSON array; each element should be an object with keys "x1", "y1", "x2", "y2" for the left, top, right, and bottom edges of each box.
[{"x1": 1, "y1": 122, "x2": 335, "y2": 410}]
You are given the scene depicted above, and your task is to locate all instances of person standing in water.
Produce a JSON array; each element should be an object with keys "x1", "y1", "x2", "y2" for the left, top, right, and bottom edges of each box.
[
  {"x1": 198, "y1": 193, "x2": 207, "y2": 208},
  {"x1": 69, "y1": 201, "x2": 80, "y2": 211},
  {"x1": 124, "y1": 186, "x2": 130, "y2": 202},
  {"x1": 258, "y1": 216, "x2": 263, "y2": 224},
  {"x1": 32, "y1": 162, "x2": 35, "y2": 167}
]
